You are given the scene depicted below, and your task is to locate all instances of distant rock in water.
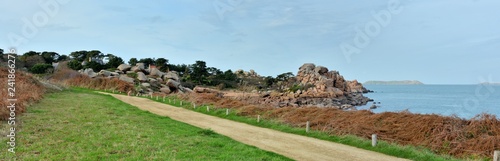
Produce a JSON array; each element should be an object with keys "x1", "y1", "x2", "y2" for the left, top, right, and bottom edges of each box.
[{"x1": 364, "y1": 80, "x2": 424, "y2": 85}]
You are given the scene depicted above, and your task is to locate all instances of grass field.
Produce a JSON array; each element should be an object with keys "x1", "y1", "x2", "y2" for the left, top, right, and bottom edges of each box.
[{"x1": 0, "y1": 89, "x2": 291, "y2": 160}]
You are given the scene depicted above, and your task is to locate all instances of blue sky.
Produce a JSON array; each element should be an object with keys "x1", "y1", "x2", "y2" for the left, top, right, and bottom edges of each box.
[{"x1": 1, "y1": 0, "x2": 499, "y2": 84}]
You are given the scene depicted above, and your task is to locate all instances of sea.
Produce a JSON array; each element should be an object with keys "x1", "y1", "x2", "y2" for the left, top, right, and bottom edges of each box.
[{"x1": 358, "y1": 85, "x2": 500, "y2": 119}]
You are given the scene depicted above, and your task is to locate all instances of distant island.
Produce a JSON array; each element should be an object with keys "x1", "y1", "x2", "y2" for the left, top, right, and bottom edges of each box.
[
  {"x1": 364, "y1": 80, "x2": 424, "y2": 85},
  {"x1": 480, "y1": 82, "x2": 500, "y2": 85}
]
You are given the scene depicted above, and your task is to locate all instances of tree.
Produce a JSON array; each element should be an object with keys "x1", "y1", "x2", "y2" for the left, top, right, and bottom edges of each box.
[
  {"x1": 223, "y1": 70, "x2": 237, "y2": 81},
  {"x1": 57, "y1": 55, "x2": 69, "y2": 62},
  {"x1": 23, "y1": 55, "x2": 46, "y2": 69},
  {"x1": 30, "y1": 63, "x2": 53, "y2": 74},
  {"x1": 67, "y1": 60, "x2": 83, "y2": 70},
  {"x1": 207, "y1": 67, "x2": 222, "y2": 76},
  {"x1": 155, "y1": 58, "x2": 168, "y2": 71},
  {"x1": 105, "y1": 54, "x2": 124, "y2": 69},
  {"x1": 84, "y1": 61, "x2": 105, "y2": 72},
  {"x1": 41, "y1": 51, "x2": 60, "y2": 64},
  {"x1": 276, "y1": 72, "x2": 294, "y2": 81},
  {"x1": 265, "y1": 76, "x2": 276, "y2": 87},
  {"x1": 70, "y1": 50, "x2": 88, "y2": 62},
  {"x1": 128, "y1": 58, "x2": 138, "y2": 66},
  {"x1": 189, "y1": 60, "x2": 209, "y2": 84},
  {"x1": 138, "y1": 58, "x2": 155, "y2": 67},
  {"x1": 0, "y1": 48, "x2": 3, "y2": 61}
]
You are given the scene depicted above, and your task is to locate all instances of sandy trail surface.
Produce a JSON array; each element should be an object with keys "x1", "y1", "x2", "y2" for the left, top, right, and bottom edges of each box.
[{"x1": 103, "y1": 92, "x2": 409, "y2": 161}]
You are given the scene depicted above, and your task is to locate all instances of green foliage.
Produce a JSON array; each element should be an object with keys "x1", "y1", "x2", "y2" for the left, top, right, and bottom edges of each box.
[
  {"x1": 128, "y1": 58, "x2": 138, "y2": 66},
  {"x1": 276, "y1": 72, "x2": 294, "y2": 82},
  {"x1": 155, "y1": 58, "x2": 168, "y2": 69},
  {"x1": 105, "y1": 54, "x2": 124, "y2": 69},
  {"x1": 84, "y1": 61, "x2": 105, "y2": 72},
  {"x1": 265, "y1": 76, "x2": 276, "y2": 87},
  {"x1": 30, "y1": 63, "x2": 54, "y2": 74},
  {"x1": 69, "y1": 50, "x2": 104, "y2": 62},
  {"x1": 41, "y1": 51, "x2": 60, "y2": 64},
  {"x1": 57, "y1": 55, "x2": 69, "y2": 62},
  {"x1": 126, "y1": 73, "x2": 138, "y2": 79},
  {"x1": 189, "y1": 60, "x2": 209, "y2": 84},
  {"x1": 22, "y1": 55, "x2": 46, "y2": 69},
  {"x1": 138, "y1": 58, "x2": 155, "y2": 67},
  {"x1": 223, "y1": 70, "x2": 237, "y2": 81},
  {"x1": 67, "y1": 60, "x2": 83, "y2": 70}
]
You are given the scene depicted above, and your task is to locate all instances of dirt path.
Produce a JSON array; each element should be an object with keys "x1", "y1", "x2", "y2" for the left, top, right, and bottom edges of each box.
[{"x1": 103, "y1": 93, "x2": 409, "y2": 161}]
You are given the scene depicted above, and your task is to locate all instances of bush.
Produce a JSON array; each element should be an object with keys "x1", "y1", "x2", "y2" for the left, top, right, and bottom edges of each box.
[
  {"x1": 67, "y1": 60, "x2": 83, "y2": 70},
  {"x1": 30, "y1": 63, "x2": 54, "y2": 74}
]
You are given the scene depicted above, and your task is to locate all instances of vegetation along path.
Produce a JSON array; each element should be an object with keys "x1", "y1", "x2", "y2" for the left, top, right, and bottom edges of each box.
[{"x1": 106, "y1": 92, "x2": 409, "y2": 161}]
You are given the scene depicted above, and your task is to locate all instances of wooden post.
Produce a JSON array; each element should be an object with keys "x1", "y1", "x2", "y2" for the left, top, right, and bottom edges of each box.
[
  {"x1": 306, "y1": 121, "x2": 310, "y2": 133},
  {"x1": 257, "y1": 115, "x2": 261, "y2": 122},
  {"x1": 226, "y1": 109, "x2": 229, "y2": 115},
  {"x1": 372, "y1": 134, "x2": 377, "y2": 147},
  {"x1": 494, "y1": 150, "x2": 499, "y2": 161},
  {"x1": 207, "y1": 106, "x2": 210, "y2": 112}
]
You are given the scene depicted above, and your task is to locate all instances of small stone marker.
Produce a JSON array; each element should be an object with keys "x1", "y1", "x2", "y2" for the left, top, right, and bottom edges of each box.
[
  {"x1": 494, "y1": 150, "x2": 499, "y2": 161},
  {"x1": 257, "y1": 115, "x2": 261, "y2": 122},
  {"x1": 226, "y1": 109, "x2": 229, "y2": 115},
  {"x1": 372, "y1": 134, "x2": 377, "y2": 147},
  {"x1": 207, "y1": 106, "x2": 210, "y2": 112},
  {"x1": 306, "y1": 121, "x2": 310, "y2": 133}
]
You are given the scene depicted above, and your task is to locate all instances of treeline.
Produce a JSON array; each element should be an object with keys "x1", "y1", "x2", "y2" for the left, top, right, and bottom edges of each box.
[{"x1": 0, "y1": 48, "x2": 293, "y2": 90}]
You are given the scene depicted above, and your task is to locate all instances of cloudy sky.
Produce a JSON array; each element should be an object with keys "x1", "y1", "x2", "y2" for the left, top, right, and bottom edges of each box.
[{"x1": 1, "y1": 0, "x2": 499, "y2": 84}]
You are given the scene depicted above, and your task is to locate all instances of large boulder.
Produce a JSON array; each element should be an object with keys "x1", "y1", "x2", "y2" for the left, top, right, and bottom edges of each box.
[
  {"x1": 166, "y1": 79, "x2": 181, "y2": 89},
  {"x1": 164, "y1": 71, "x2": 180, "y2": 81},
  {"x1": 137, "y1": 72, "x2": 148, "y2": 82},
  {"x1": 141, "y1": 83, "x2": 151, "y2": 88},
  {"x1": 117, "y1": 64, "x2": 131, "y2": 71},
  {"x1": 160, "y1": 87, "x2": 171, "y2": 94},
  {"x1": 82, "y1": 68, "x2": 97, "y2": 78},
  {"x1": 119, "y1": 75, "x2": 134, "y2": 83},
  {"x1": 149, "y1": 68, "x2": 164, "y2": 77},
  {"x1": 99, "y1": 70, "x2": 111, "y2": 77},
  {"x1": 136, "y1": 63, "x2": 145, "y2": 70}
]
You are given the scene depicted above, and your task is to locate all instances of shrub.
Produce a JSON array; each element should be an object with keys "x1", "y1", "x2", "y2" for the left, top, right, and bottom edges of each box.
[
  {"x1": 67, "y1": 60, "x2": 83, "y2": 70},
  {"x1": 30, "y1": 63, "x2": 54, "y2": 74}
]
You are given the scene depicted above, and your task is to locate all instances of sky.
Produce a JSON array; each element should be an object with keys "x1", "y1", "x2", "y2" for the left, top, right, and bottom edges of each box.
[{"x1": 1, "y1": 0, "x2": 499, "y2": 84}]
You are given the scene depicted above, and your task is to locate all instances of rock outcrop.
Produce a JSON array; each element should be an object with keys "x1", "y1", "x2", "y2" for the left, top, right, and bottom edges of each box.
[
  {"x1": 260, "y1": 63, "x2": 372, "y2": 109},
  {"x1": 79, "y1": 63, "x2": 190, "y2": 95}
]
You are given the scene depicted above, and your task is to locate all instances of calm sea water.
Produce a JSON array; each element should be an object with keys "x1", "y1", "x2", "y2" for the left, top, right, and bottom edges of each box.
[{"x1": 358, "y1": 85, "x2": 500, "y2": 119}]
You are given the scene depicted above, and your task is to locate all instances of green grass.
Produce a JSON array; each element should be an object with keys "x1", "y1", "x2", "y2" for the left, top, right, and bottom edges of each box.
[
  {"x1": 137, "y1": 93, "x2": 470, "y2": 161},
  {"x1": 0, "y1": 88, "x2": 291, "y2": 161}
]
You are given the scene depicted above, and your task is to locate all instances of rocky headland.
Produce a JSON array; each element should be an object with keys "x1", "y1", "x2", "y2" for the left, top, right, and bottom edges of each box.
[{"x1": 257, "y1": 63, "x2": 372, "y2": 109}]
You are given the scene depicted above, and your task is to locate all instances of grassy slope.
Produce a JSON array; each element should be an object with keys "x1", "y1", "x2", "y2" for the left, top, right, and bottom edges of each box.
[{"x1": 0, "y1": 89, "x2": 291, "y2": 161}]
